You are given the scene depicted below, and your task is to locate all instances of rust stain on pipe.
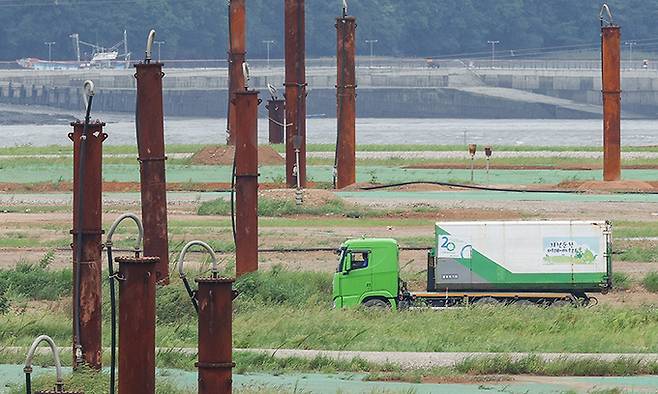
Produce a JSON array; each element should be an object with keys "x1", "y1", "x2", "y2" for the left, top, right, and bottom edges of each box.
[
  {"x1": 227, "y1": 0, "x2": 247, "y2": 146},
  {"x1": 234, "y1": 90, "x2": 259, "y2": 276},
  {"x1": 601, "y1": 25, "x2": 621, "y2": 181},
  {"x1": 135, "y1": 62, "x2": 170, "y2": 284},
  {"x1": 69, "y1": 121, "x2": 106, "y2": 370},
  {"x1": 267, "y1": 99, "x2": 285, "y2": 144},
  {"x1": 117, "y1": 256, "x2": 159, "y2": 394},
  {"x1": 285, "y1": 0, "x2": 307, "y2": 188},
  {"x1": 336, "y1": 16, "x2": 357, "y2": 189},
  {"x1": 195, "y1": 277, "x2": 235, "y2": 394}
]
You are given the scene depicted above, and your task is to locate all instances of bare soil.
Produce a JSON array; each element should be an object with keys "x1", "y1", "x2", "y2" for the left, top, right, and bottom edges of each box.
[
  {"x1": 559, "y1": 180, "x2": 658, "y2": 193},
  {"x1": 191, "y1": 145, "x2": 284, "y2": 165}
]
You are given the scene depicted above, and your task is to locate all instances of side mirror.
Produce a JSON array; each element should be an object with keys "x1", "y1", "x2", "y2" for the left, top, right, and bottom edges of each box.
[{"x1": 343, "y1": 257, "x2": 352, "y2": 275}]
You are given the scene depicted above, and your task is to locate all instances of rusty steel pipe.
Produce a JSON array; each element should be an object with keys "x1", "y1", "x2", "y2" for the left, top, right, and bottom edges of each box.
[
  {"x1": 227, "y1": 0, "x2": 247, "y2": 146},
  {"x1": 601, "y1": 25, "x2": 621, "y2": 181},
  {"x1": 335, "y1": 16, "x2": 357, "y2": 189},
  {"x1": 69, "y1": 121, "x2": 106, "y2": 370},
  {"x1": 266, "y1": 99, "x2": 285, "y2": 144},
  {"x1": 135, "y1": 62, "x2": 170, "y2": 284},
  {"x1": 117, "y1": 256, "x2": 159, "y2": 394},
  {"x1": 195, "y1": 277, "x2": 235, "y2": 394},
  {"x1": 234, "y1": 90, "x2": 259, "y2": 277},
  {"x1": 285, "y1": 0, "x2": 307, "y2": 188}
]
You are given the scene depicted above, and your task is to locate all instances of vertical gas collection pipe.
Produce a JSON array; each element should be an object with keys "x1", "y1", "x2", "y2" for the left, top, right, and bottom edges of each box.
[
  {"x1": 267, "y1": 99, "x2": 285, "y2": 144},
  {"x1": 335, "y1": 15, "x2": 357, "y2": 189},
  {"x1": 227, "y1": 0, "x2": 247, "y2": 145},
  {"x1": 284, "y1": 0, "x2": 307, "y2": 188},
  {"x1": 234, "y1": 90, "x2": 259, "y2": 277},
  {"x1": 601, "y1": 23, "x2": 621, "y2": 181},
  {"x1": 195, "y1": 277, "x2": 235, "y2": 393},
  {"x1": 69, "y1": 121, "x2": 106, "y2": 370},
  {"x1": 117, "y1": 256, "x2": 159, "y2": 394},
  {"x1": 135, "y1": 61, "x2": 170, "y2": 284}
]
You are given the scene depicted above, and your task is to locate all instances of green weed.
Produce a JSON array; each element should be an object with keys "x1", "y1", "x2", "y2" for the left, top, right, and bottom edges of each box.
[
  {"x1": 643, "y1": 272, "x2": 658, "y2": 292},
  {"x1": 611, "y1": 272, "x2": 631, "y2": 291}
]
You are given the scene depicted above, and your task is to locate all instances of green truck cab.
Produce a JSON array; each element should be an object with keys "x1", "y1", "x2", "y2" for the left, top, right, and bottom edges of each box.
[{"x1": 332, "y1": 238, "x2": 401, "y2": 309}]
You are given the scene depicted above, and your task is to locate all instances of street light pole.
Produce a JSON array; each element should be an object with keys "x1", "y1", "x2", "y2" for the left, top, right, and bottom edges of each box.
[
  {"x1": 487, "y1": 40, "x2": 500, "y2": 68},
  {"x1": 365, "y1": 39, "x2": 378, "y2": 69},
  {"x1": 262, "y1": 40, "x2": 275, "y2": 69},
  {"x1": 154, "y1": 41, "x2": 165, "y2": 62},
  {"x1": 45, "y1": 41, "x2": 56, "y2": 62},
  {"x1": 624, "y1": 40, "x2": 637, "y2": 69}
]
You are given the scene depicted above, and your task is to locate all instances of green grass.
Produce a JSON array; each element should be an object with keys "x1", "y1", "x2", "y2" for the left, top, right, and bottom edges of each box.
[
  {"x1": 616, "y1": 242, "x2": 658, "y2": 262},
  {"x1": 198, "y1": 196, "x2": 370, "y2": 218},
  {"x1": 8, "y1": 366, "x2": 192, "y2": 394},
  {"x1": 455, "y1": 355, "x2": 658, "y2": 376},
  {"x1": 643, "y1": 272, "x2": 658, "y2": 292},
  {"x1": 0, "y1": 253, "x2": 71, "y2": 301},
  {"x1": 614, "y1": 221, "x2": 658, "y2": 238},
  {"x1": 612, "y1": 272, "x2": 632, "y2": 291},
  {"x1": 7, "y1": 268, "x2": 658, "y2": 355}
]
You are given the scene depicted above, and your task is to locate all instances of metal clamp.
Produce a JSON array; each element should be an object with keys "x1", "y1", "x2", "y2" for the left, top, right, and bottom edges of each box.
[
  {"x1": 177, "y1": 240, "x2": 220, "y2": 313},
  {"x1": 24, "y1": 335, "x2": 64, "y2": 393}
]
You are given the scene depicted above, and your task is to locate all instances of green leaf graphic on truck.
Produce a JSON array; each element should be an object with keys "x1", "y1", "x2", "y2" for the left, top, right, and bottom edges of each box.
[{"x1": 543, "y1": 237, "x2": 599, "y2": 264}]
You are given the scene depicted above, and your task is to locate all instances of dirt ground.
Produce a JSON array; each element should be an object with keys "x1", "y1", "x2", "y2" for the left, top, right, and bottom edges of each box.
[{"x1": 191, "y1": 145, "x2": 284, "y2": 165}]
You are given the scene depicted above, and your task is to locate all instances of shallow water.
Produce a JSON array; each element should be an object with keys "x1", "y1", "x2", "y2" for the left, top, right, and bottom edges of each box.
[{"x1": 1, "y1": 116, "x2": 658, "y2": 147}]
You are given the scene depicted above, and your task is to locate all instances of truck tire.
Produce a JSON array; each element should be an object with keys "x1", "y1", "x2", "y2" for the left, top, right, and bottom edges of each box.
[{"x1": 363, "y1": 298, "x2": 390, "y2": 309}]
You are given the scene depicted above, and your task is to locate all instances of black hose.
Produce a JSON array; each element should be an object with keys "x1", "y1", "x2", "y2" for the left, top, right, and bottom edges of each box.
[
  {"x1": 25, "y1": 372, "x2": 30, "y2": 394},
  {"x1": 360, "y1": 181, "x2": 585, "y2": 194},
  {"x1": 73, "y1": 94, "x2": 94, "y2": 362},
  {"x1": 230, "y1": 154, "x2": 237, "y2": 246},
  {"x1": 182, "y1": 276, "x2": 199, "y2": 313},
  {"x1": 106, "y1": 245, "x2": 117, "y2": 394},
  {"x1": 360, "y1": 180, "x2": 658, "y2": 195}
]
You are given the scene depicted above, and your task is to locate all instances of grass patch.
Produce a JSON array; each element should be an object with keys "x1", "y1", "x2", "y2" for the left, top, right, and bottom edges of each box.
[
  {"x1": 8, "y1": 366, "x2": 192, "y2": 394},
  {"x1": 198, "y1": 196, "x2": 370, "y2": 218},
  {"x1": 617, "y1": 242, "x2": 658, "y2": 262},
  {"x1": 643, "y1": 272, "x2": 658, "y2": 292},
  {"x1": 0, "y1": 253, "x2": 71, "y2": 301},
  {"x1": 612, "y1": 272, "x2": 632, "y2": 291},
  {"x1": 455, "y1": 355, "x2": 658, "y2": 376}
]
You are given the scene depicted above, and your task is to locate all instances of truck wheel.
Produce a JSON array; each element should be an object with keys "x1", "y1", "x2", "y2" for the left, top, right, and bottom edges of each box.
[{"x1": 363, "y1": 298, "x2": 390, "y2": 309}]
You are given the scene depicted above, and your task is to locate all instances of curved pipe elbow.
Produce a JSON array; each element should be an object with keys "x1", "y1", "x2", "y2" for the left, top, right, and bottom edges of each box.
[
  {"x1": 106, "y1": 213, "x2": 144, "y2": 250},
  {"x1": 600, "y1": 4, "x2": 613, "y2": 25},
  {"x1": 145, "y1": 29, "x2": 156, "y2": 62},
  {"x1": 177, "y1": 240, "x2": 219, "y2": 279},
  {"x1": 24, "y1": 335, "x2": 63, "y2": 386},
  {"x1": 83, "y1": 80, "x2": 95, "y2": 98}
]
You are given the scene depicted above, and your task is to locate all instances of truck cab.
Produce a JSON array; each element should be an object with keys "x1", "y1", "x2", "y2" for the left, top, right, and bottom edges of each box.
[{"x1": 332, "y1": 238, "x2": 400, "y2": 309}]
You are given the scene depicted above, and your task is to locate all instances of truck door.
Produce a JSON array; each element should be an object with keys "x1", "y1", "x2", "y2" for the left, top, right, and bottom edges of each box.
[{"x1": 340, "y1": 250, "x2": 373, "y2": 307}]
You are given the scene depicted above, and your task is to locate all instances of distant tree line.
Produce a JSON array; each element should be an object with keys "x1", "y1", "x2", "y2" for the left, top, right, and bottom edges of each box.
[{"x1": 0, "y1": 0, "x2": 656, "y2": 61}]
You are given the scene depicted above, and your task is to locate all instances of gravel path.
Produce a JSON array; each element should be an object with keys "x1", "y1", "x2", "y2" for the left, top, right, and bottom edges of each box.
[{"x1": 6, "y1": 347, "x2": 658, "y2": 370}]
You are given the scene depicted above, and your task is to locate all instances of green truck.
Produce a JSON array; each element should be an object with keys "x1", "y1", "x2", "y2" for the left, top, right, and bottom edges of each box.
[{"x1": 332, "y1": 221, "x2": 612, "y2": 309}]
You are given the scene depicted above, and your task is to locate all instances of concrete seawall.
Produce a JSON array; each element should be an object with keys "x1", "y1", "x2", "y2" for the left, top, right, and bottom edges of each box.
[{"x1": 0, "y1": 66, "x2": 655, "y2": 118}]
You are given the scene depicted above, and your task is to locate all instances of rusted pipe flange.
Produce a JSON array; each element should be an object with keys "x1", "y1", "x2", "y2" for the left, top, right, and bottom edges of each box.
[
  {"x1": 195, "y1": 277, "x2": 235, "y2": 284},
  {"x1": 115, "y1": 256, "x2": 160, "y2": 265}
]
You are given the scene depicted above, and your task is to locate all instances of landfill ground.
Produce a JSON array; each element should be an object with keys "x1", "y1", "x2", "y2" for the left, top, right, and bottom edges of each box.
[{"x1": 1, "y1": 144, "x2": 658, "y2": 393}]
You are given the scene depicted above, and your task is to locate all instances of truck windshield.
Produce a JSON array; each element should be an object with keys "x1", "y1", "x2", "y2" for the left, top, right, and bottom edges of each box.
[{"x1": 336, "y1": 248, "x2": 346, "y2": 272}]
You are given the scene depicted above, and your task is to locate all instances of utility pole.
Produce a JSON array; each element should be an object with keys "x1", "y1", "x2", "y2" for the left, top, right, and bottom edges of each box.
[
  {"x1": 262, "y1": 40, "x2": 275, "y2": 69},
  {"x1": 365, "y1": 39, "x2": 378, "y2": 69},
  {"x1": 45, "y1": 41, "x2": 56, "y2": 62},
  {"x1": 487, "y1": 40, "x2": 500, "y2": 68},
  {"x1": 624, "y1": 40, "x2": 637, "y2": 69},
  {"x1": 154, "y1": 41, "x2": 165, "y2": 62}
]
